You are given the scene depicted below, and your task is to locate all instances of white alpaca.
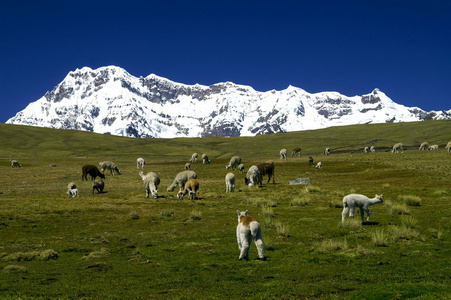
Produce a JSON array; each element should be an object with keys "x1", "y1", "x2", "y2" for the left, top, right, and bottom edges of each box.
[
  {"x1": 225, "y1": 172, "x2": 235, "y2": 193},
  {"x1": 370, "y1": 146, "x2": 375, "y2": 153},
  {"x1": 140, "y1": 171, "x2": 160, "y2": 199},
  {"x1": 324, "y1": 148, "x2": 331, "y2": 156},
  {"x1": 202, "y1": 153, "x2": 210, "y2": 164},
  {"x1": 315, "y1": 161, "x2": 322, "y2": 169},
  {"x1": 136, "y1": 157, "x2": 145, "y2": 169},
  {"x1": 364, "y1": 146, "x2": 370, "y2": 153},
  {"x1": 419, "y1": 142, "x2": 429, "y2": 151},
  {"x1": 226, "y1": 156, "x2": 241, "y2": 171},
  {"x1": 392, "y1": 143, "x2": 404, "y2": 153},
  {"x1": 236, "y1": 210, "x2": 264, "y2": 261},
  {"x1": 428, "y1": 145, "x2": 438, "y2": 150},
  {"x1": 67, "y1": 188, "x2": 79, "y2": 198},
  {"x1": 11, "y1": 160, "x2": 21, "y2": 167},
  {"x1": 190, "y1": 153, "x2": 198, "y2": 163},
  {"x1": 238, "y1": 163, "x2": 245, "y2": 173},
  {"x1": 185, "y1": 162, "x2": 191, "y2": 170},
  {"x1": 280, "y1": 149, "x2": 287, "y2": 160},
  {"x1": 342, "y1": 194, "x2": 384, "y2": 223},
  {"x1": 245, "y1": 165, "x2": 262, "y2": 188},
  {"x1": 446, "y1": 141, "x2": 451, "y2": 154}
]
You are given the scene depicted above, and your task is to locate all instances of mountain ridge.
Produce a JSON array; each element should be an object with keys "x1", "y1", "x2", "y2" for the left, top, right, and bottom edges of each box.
[{"x1": 6, "y1": 66, "x2": 451, "y2": 138}]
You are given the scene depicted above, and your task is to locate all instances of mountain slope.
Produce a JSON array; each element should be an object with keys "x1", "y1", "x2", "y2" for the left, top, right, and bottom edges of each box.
[{"x1": 6, "y1": 66, "x2": 450, "y2": 138}]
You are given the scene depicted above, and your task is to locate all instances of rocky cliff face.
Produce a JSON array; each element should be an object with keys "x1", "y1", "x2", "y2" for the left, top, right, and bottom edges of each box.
[{"x1": 7, "y1": 66, "x2": 451, "y2": 138}]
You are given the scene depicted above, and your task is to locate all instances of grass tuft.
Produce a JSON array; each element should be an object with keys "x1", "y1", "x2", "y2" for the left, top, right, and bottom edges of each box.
[
  {"x1": 317, "y1": 238, "x2": 348, "y2": 252},
  {"x1": 389, "y1": 225, "x2": 419, "y2": 240},
  {"x1": 275, "y1": 221, "x2": 290, "y2": 237},
  {"x1": 372, "y1": 229, "x2": 389, "y2": 247},
  {"x1": 339, "y1": 219, "x2": 362, "y2": 231},
  {"x1": 399, "y1": 195, "x2": 421, "y2": 206},
  {"x1": 290, "y1": 196, "x2": 310, "y2": 206},
  {"x1": 190, "y1": 210, "x2": 202, "y2": 221},
  {"x1": 385, "y1": 200, "x2": 411, "y2": 215}
]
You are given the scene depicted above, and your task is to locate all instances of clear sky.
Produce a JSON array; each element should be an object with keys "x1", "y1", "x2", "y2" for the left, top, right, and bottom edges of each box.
[{"x1": 1, "y1": 0, "x2": 450, "y2": 123}]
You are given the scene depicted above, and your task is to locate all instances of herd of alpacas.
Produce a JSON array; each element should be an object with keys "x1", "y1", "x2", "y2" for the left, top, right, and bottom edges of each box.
[{"x1": 9, "y1": 140, "x2": 451, "y2": 261}]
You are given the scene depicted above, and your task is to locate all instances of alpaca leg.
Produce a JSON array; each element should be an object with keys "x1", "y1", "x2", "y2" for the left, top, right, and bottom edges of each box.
[
  {"x1": 349, "y1": 207, "x2": 355, "y2": 219},
  {"x1": 342, "y1": 206, "x2": 350, "y2": 222},
  {"x1": 254, "y1": 227, "x2": 265, "y2": 260},
  {"x1": 366, "y1": 209, "x2": 372, "y2": 222},
  {"x1": 239, "y1": 234, "x2": 251, "y2": 260},
  {"x1": 359, "y1": 207, "x2": 365, "y2": 223}
]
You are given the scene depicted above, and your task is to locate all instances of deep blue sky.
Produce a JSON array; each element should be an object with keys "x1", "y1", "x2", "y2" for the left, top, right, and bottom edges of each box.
[{"x1": 1, "y1": 0, "x2": 450, "y2": 123}]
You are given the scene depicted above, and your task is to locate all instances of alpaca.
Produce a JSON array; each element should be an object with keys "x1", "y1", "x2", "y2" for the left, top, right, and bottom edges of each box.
[
  {"x1": 236, "y1": 210, "x2": 264, "y2": 261},
  {"x1": 92, "y1": 179, "x2": 105, "y2": 194},
  {"x1": 342, "y1": 194, "x2": 384, "y2": 223},
  {"x1": 308, "y1": 156, "x2": 314, "y2": 165},
  {"x1": 167, "y1": 170, "x2": 197, "y2": 192},
  {"x1": 225, "y1": 172, "x2": 236, "y2": 193},
  {"x1": 370, "y1": 146, "x2": 375, "y2": 153},
  {"x1": 446, "y1": 141, "x2": 451, "y2": 154},
  {"x1": 324, "y1": 148, "x2": 331, "y2": 156},
  {"x1": 82, "y1": 165, "x2": 105, "y2": 181},
  {"x1": 364, "y1": 146, "x2": 370, "y2": 153},
  {"x1": 257, "y1": 162, "x2": 275, "y2": 184},
  {"x1": 245, "y1": 165, "x2": 262, "y2": 188},
  {"x1": 202, "y1": 153, "x2": 210, "y2": 164},
  {"x1": 392, "y1": 143, "x2": 404, "y2": 153},
  {"x1": 11, "y1": 160, "x2": 21, "y2": 167},
  {"x1": 99, "y1": 161, "x2": 122, "y2": 176},
  {"x1": 280, "y1": 149, "x2": 287, "y2": 160},
  {"x1": 185, "y1": 162, "x2": 191, "y2": 170},
  {"x1": 419, "y1": 142, "x2": 429, "y2": 151},
  {"x1": 136, "y1": 157, "x2": 145, "y2": 169},
  {"x1": 177, "y1": 179, "x2": 199, "y2": 200},
  {"x1": 67, "y1": 188, "x2": 79, "y2": 198},
  {"x1": 428, "y1": 145, "x2": 439, "y2": 150},
  {"x1": 315, "y1": 162, "x2": 322, "y2": 169},
  {"x1": 190, "y1": 153, "x2": 198, "y2": 163},
  {"x1": 226, "y1": 156, "x2": 241, "y2": 171},
  {"x1": 139, "y1": 171, "x2": 160, "y2": 199},
  {"x1": 238, "y1": 163, "x2": 245, "y2": 173},
  {"x1": 291, "y1": 147, "x2": 301, "y2": 156}
]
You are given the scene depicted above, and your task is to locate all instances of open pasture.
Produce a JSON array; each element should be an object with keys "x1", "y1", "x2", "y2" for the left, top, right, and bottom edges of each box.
[{"x1": 0, "y1": 121, "x2": 450, "y2": 299}]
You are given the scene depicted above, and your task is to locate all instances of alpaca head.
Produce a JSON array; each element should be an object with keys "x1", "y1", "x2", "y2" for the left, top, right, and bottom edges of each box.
[
  {"x1": 376, "y1": 194, "x2": 383, "y2": 203},
  {"x1": 237, "y1": 210, "x2": 249, "y2": 222},
  {"x1": 151, "y1": 190, "x2": 158, "y2": 199},
  {"x1": 177, "y1": 191, "x2": 184, "y2": 200},
  {"x1": 189, "y1": 191, "x2": 196, "y2": 200}
]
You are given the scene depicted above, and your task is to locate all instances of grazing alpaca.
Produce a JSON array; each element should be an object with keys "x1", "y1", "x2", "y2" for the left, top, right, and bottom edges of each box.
[
  {"x1": 202, "y1": 153, "x2": 210, "y2": 164},
  {"x1": 315, "y1": 162, "x2": 322, "y2": 169},
  {"x1": 280, "y1": 149, "x2": 287, "y2": 160},
  {"x1": 136, "y1": 157, "x2": 145, "y2": 169},
  {"x1": 370, "y1": 146, "x2": 375, "y2": 153},
  {"x1": 392, "y1": 143, "x2": 404, "y2": 153},
  {"x1": 342, "y1": 194, "x2": 383, "y2": 223},
  {"x1": 257, "y1": 162, "x2": 275, "y2": 184},
  {"x1": 167, "y1": 170, "x2": 198, "y2": 192},
  {"x1": 245, "y1": 165, "x2": 263, "y2": 188},
  {"x1": 308, "y1": 156, "x2": 314, "y2": 165},
  {"x1": 419, "y1": 142, "x2": 429, "y2": 151},
  {"x1": 428, "y1": 145, "x2": 439, "y2": 150},
  {"x1": 225, "y1": 172, "x2": 236, "y2": 193},
  {"x1": 364, "y1": 146, "x2": 370, "y2": 153},
  {"x1": 226, "y1": 156, "x2": 242, "y2": 171},
  {"x1": 177, "y1": 179, "x2": 199, "y2": 200},
  {"x1": 139, "y1": 171, "x2": 160, "y2": 199},
  {"x1": 238, "y1": 163, "x2": 245, "y2": 173},
  {"x1": 99, "y1": 161, "x2": 122, "y2": 176},
  {"x1": 291, "y1": 147, "x2": 302, "y2": 156},
  {"x1": 11, "y1": 160, "x2": 21, "y2": 168},
  {"x1": 67, "y1": 188, "x2": 79, "y2": 198},
  {"x1": 324, "y1": 148, "x2": 331, "y2": 155},
  {"x1": 236, "y1": 210, "x2": 264, "y2": 261},
  {"x1": 92, "y1": 179, "x2": 105, "y2": 194},
  {"x1": 185, "y1": 162, "x2": 191, "y2": 170},
  {"x1": 446, "y1": 141, "x2": 451, "y2": 154},
  {"x1": 190, "y1": 153, "x2": 198, "y2": 163},
  {"x1": 82, "y1": 165, "x2": 105, "y2": 181}
]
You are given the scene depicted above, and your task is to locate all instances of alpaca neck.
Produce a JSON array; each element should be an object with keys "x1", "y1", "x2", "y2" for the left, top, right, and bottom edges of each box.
[{"x1": 368, "y1": 197, "x2": 382, "y2": 206}]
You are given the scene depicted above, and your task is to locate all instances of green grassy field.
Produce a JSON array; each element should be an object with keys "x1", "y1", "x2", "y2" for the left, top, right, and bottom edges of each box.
[{"x1": 0, "y1": 121, "x2": 450, "y2": 299}]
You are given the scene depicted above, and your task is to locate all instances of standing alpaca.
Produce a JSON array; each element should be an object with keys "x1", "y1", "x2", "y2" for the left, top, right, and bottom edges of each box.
[
  {"x1": 324, "y1": 148, "x2": 331, "y2": 156},
  {"x1": 392, "y1": 143, "x2": 404, "y2": 153},
  {"x1": 236, "y1": 210, "x2": 264, "y2": 261},
  {"x1": 202, "y1": 153, "x2": 211, "y2": 164},
  {"x1": 177, "y1": 179, "x2": 199, "y2": 200},
  {"x1": 419, "y1": 142, "x2": 429, "y2": 151},
  {"x1": 225, "y1": 172, "x2": 236, "y2": 193},
  {"x1": 226, "y1": 156, "x2": 242, "y2": 171},
  {"x1": 291, "y1": 147, "x2": 302, "y2": 156},
  {"x1": 11, "y1": 160, "x2": 21, "y2": 167},
  {"x1": 190, "y1": 153, "x2": 198, "y2": 163},
  {"x1": 136, "y1": 157, "x2": 145, "y2": 169},
  {"x1": 446, "y1": 141, "x2": 451, "y2": 154},
  {"x1": 280, "y1": 149, "x2": 287, "y2": 160},
  {"x1": 342, "y1": 194, "x2": 384, "y2": 223}
]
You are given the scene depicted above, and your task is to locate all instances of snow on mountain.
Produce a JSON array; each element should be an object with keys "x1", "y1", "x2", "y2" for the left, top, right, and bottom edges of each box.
[{"x1": 6, "y1": 66, "x2": 451, "y2": 138}]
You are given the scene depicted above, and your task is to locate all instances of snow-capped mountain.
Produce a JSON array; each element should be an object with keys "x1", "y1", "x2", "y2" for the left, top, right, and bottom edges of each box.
[{"x1": 6, "y1": 66, "x2": 451, "y2": 138}]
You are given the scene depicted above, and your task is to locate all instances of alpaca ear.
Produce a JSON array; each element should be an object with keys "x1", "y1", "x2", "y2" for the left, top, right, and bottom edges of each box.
[
  {"x1": 245, "y1": 210, "x2": 248, "y2": 216},
  {"x1": 237, "y1": 210, "x2": 240, "y2": 216}
]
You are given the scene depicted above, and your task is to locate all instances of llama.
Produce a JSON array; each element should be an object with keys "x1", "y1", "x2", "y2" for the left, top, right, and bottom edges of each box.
[
  {"x1": 185, "y1": 162, "x2": 191, "y2": 170},
  {"x1": 225, "y1": 173, "x2": 236, "y2": 193},
  {"x1": 136, "y1": 157, "x2": 145, "y2": 169},
  {"x1": 82, "y1": 165, "x2": 105, "y2": 181},
  {"x1": 370, "y1": 146, "x2": 375, "y2": 153},
  {"x1": 428, "y1": 145, "x2": 439, "y2": 150},
  {"x1": 280, "y1": 149, "x2": 287, "y2": 160},
  {"x1": 342, "y1": 194, "x2": 384, "y2": 223},
  {"x1": 67, "y1": 188, "x2": 79, "y2": 198},
  {"x1": 392, "y1": 143, "x2": 404, "y2": 153},
  {"x1": 202, "y1": 153, "x2": 211, "y2": 164},
  {"x1": 11, "y1": 160, "x2": 21, "y2": 168},
  {"x1": 226, "y1": 156, "x2": 242, "y2": 171},
  {"x1": 324, "y1": 148, "x2": 331, "y2": 156},
  {"x1": 419, "y1": 142, "x2": 429, "y2": 151},
  {"x1": 236, "y1": 210, "x2": 264, "y2": 261},
  {"x1": 177, "y1": 179, "x2": 199, "y2": 200},
  {"x1": 291, "y1": 147, "x2": 302, "y2": 156},
  {"x1": 139, "y1": 171, "x2": 160, "y2": 199},
  {"x1": 99, "y1": 161, "x2": 122, "y2": 176},
  {"x1": 238, "y1": 163, "x2": 245, "y2": 173},
  {"x1": 315, "y1": 162, "x2": 322, "y2": 169},
  {"x1": 190, "y1": 153, "x2": 198, "y2": 163},
  {"x1": 167, "y1": 170, "x2": 198, "y2": 192},
  {"x1": 308, "y1": 156, "x2": 314, "y2": 165},
  {"x1": 446, "y1": 141, "x2": 451, "y2": 154},
  {"x1": 245, "y1": 165, "x2": 262, "y2": 188}
]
